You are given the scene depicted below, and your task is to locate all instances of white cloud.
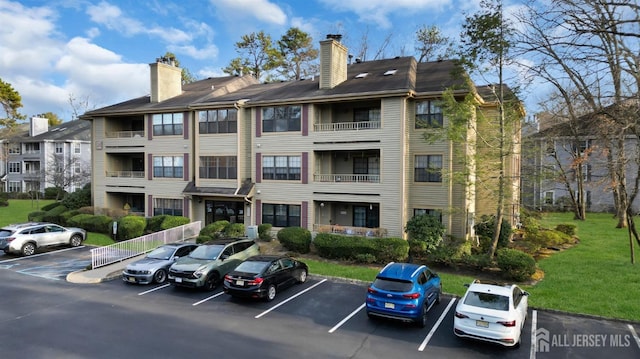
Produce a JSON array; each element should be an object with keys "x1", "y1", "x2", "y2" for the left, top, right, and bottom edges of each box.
[
  {"x1": 213, "y1": 0, "x2": 287, "y2": 25},
  {"x1": 318, "y1": 0, "x2": 450, "y2": 28}
]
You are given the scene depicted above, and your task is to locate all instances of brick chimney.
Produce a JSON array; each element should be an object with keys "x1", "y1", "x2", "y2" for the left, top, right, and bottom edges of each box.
[
  {"x1": 319, "y1": 34, "x2": 348, "y2": 90},
  {"x1": 149, "y1": 57, "x2": 182, "y2": 103}
]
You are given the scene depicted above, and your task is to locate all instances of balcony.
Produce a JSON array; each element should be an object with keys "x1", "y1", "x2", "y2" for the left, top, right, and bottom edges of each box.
[
  {"x1": 106, "y1": 171, "x2": 145, "y2": 178},
  {"x1": 314, "y1": 120, "x2": 381, "y2": 132},
  {"x1": 105, "y1": 131, "x2": 145, "y2": 139},
  {"x1": 314, "y1": 174, "x2": 380, "y2": 183},
  {"x1": 313, "y1": 224, "x2": 387, "y2": 238}
]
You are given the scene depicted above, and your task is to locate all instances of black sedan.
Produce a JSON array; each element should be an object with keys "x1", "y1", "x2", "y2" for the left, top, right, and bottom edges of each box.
[{"x1": 223, "y1": 255, "x2": 308, "y2": 301}]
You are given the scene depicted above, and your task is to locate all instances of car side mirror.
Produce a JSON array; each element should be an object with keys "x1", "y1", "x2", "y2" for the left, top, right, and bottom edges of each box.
[
  {"x1": 221, "y1": 254, "x2": 229, "y2": 261},
  {"x1": 173, "y1": 256, "x2": 179, "y2": 261},
  {"x1": 523, "y1": 291, "x2": 530, "y2": 296},
  {"x1": 464, "y1": 283, "x2": 470, "y2": 288}
]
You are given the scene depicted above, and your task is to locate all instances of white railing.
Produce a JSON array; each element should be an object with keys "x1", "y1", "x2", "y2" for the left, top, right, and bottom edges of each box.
[
  {"x1": 313, "y1": 174, "x2": 380, "y2": 183},
  {"x1": 90, "y1": 221, "x2": 201, "y2": 269},
  {"x1": 313, "y1": 224, "x2": 388, "y2": 238},
  {"x1": 105, "y1": 131, "x2": 145, "y2": 138},
  {"x1": 314, "y1": 120, "x2": 381, "y2": 132},
  {"x1": 105, "y1": 171, "x2": 145, "y2": 178}
]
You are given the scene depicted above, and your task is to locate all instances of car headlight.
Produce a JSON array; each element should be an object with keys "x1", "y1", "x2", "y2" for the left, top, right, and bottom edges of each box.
[{"x1": 193, "y1": 266, "x2": 207, "y2": 278}]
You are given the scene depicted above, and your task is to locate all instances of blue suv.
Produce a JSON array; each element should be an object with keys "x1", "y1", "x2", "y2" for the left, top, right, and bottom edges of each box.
[{"x1": 365, "y1": 262, "x2": 442, "y2": 327}]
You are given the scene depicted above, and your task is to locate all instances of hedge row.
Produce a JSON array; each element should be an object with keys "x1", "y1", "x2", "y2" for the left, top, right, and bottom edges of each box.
[{"x1": 313, "y1": 233, "x2": 409, "y2": 264}]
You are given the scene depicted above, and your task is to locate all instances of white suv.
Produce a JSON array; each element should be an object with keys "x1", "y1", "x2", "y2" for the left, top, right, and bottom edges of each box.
[{"x1": 0, "y1": 222, "x2": 86, "y2": 256}]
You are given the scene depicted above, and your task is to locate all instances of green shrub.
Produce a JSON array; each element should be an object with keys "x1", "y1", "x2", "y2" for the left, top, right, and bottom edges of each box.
[
  {"x1": 160, "y1": 216, "x2": 190, "y2": 230},
  {"x1": 474, "y1": 215, "x2": 512, "y2": 253},
  {"x1": 496, "y1": 248, "x2": 536, "y2": 282},
  {"x1": 258, "y1": 223, "x2": 273, "y2": 242},
  {"x1": 555, "y1": 223, "x2": 577, "y2": 236},
  {"x1": 85, "y1": 215, "x2": 113, "y2": 233},
  {"x1": 44, "y1": 187, "x2": 65, "y2": 200},
  {"x1": 199, "y1": 221, "x2": 229, "y2": 239},
  {"x1": 224, "y1": 223, "x2": 245, "y2": 237},
  {"x1": 462, "y1": 253, "x2": 493, "y2": 270},
  {"x1": 277, "y1": 227, "x2": 312, "y2": 254},
  {"x1": 313, "y1": 234, "x2": 408, "y2": 263},
  {"x1": 404, "y1": 214, "x2": 445, "y2": 256},
  {"x1": 67, "y1": 214, "x2": 94, "y2": 228},
  {"x1": 146, "y1": 215, "x2": 169, "y2": 232},
  {"x1": 530, "y1": 229, "x2": 572, "y2": 248},
  {"x1": 28, "y1": 211, "x2": 46, "y2": 222},
  {"x1": 196, "y1": 234, "x2": 213, "y2": 244},
  {"x1": 60, "y1": 210, "x2": 80, "y2": 226},
  {"x1": 43, "y1": 205, "x2": 68, "y2": 224},
  {"x1": 354, "y1": 253, "x2": 377, "y2": 264},
  {"x1": 61, "y1": 185, "x2": 91, "y2": 210},
  {"x1": 117, "y1": 215, "x2": 147, "y2": 241},
  {"x1": 41, "y1": 202, "x2": 61, "y2": 211},
  {"x1": 0, "y1": 192, "x2": 8, "y2": 206}
]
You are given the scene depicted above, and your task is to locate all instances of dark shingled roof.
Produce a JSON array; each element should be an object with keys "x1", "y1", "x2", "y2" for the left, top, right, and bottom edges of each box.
[
  {"x1": 182, "y1": 181, "x2": 254, "y2": 197},
  {"x1": 6, "y1": 120, "x2": 91, "y2": 142}
]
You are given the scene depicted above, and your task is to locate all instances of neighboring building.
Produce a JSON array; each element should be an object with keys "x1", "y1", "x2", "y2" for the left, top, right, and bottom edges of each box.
[
  {"x1": 81, "y1": 36, "x2": 521, "y2": 239},
  {"x1": 523, "y1": 104, "x2": 640, "y2": 213},
  {"x1": 0, "y1": 118, "x2": 92, "y2": 195}
]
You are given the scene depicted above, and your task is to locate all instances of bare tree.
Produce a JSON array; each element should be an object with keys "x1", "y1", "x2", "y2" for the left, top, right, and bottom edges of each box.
[
  {"x1": 44, "y1": 153, "x2": 91, "y2": 200},
  {"x1": 415, "y1": 25, "x2": 451, "y2": 62}
]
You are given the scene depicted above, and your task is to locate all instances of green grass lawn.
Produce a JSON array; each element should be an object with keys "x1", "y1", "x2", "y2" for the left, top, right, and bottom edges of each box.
[{"x1": 2, "y1": 200, "x2": 639, "y2": 321}]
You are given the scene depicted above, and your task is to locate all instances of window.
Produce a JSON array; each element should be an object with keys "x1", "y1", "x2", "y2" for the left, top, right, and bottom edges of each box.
[
  {"x1": 572, "y1": 139, "x2": 592, "y2": 156},
  {"x1": 414, "y1": 208, "x2": 443, "y2": 222},
  {"x1": 24, "y1": 161, "x2": 40, "y2": 174},
  {"x1": 73, "y1": 143, "x2": 81, "y2": 154},
  {"x1": 415, "y1": 100, "x2": 443, "y2": 128},
  {"x1": 25, "y1": 143, "x2": 40, "y2": 153},
  {"x1": 55, "y1": 143, "x2": 63, "y2": 154},
  {"x1": 353, "y1": 157, "x2": 380, "y2": 176},
  {"x1": 8, "y1": 162, "x2": 20, "y2": 173},
  {"x1": 199, "y1": 156, "x2": 237, "y2": 179},
  {"x1": 414, "y1": 155, "x2": 442, "y2": 182},
  {"x1": 153, "y1": 156, "x2": 183, "y2": 178},
  {"x1": 262, "y1": 204, "x2": 301, "y2": 227},
  {"x1": 544, "y1": 191, "x2": 554, "y2": 205},
  {"x1": 8, "y1": 181, "x2": 21, "y2": 192},
  {"x1": 8, "y1": 144, "x2": 20, "y2": 154},
  {"x1": 152, "y1": 113, "x2": 183, "y2": 136},
  {"x1": 198, "y1": 108, "x2": 237, "y2": 134},
  {"x1": 262, "y1": 156, "x2": 301, "y2": 180},
  {"x1": 354, "y1": 107, "x2": 380, "y2": 122},
  {"x1": 262, "y1": 106, "x2": 301, "y2": 132},
  {"x1": 353, "y1": 205, "x2": 379, "y2": 228},
  {"x1": 153, "y1": 198, "x2": 183, "y2": 216}
]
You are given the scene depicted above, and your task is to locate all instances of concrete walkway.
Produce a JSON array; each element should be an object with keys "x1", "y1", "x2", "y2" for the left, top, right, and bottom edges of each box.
[{"x1": 66, "y1": 255, "x2": 143, "y2": 284}]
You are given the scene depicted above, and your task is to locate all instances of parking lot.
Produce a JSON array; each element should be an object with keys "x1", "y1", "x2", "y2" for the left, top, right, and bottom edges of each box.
[{"x1": 0, "y1": 249, "x2": 639, "y2": 358}]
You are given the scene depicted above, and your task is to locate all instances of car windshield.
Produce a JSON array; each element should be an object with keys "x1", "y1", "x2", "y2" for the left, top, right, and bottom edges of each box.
[
  {"x1": 189, "y1": 245, "x2": 223, "y2": 260},
  {"x1": 373, "y1": 277, "x2": 413, "y2": 292},
  {"x1": 0, "y1": 229, "x2": 13, "y2": 237},
  {"x1": 234, "y1": 261, "x2": 270, "y2": 274},
  {"x1": 464, "y1": 291, "x2": 510, "y2": 311},
  {"x1": 147, "y1": 246, "x2": 176, "y2": 260}
]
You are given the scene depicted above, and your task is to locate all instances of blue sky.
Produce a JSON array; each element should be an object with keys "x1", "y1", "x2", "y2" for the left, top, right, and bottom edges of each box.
[{"x1": 1, "y1": 0, "x2": 538, "y2": 121}]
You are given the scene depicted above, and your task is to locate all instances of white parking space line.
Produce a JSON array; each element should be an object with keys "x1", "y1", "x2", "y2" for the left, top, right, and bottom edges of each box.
[
  {"x1": 328, "y1": 303, "x2": 365, "y2": 333},
  {"x1": 418, "y1": 297, "x2": 456, "y2": 351},
  {"x1": 0, "y1": 246, "x2": 86, "y2": 263},
  {"x1": 138, "y1": 284, "x2": 171, "y2": 295},
  {"x1": 530, "y1": 310, "x2": 538, "y2": 359},
  {"x1": 628, "y1": 324, "x2": 640, "y2": 349},
  {"x1": 192, "y1": 292, "x2": 225, "y2": 306},
  {"x1": 255, "y1": 279, "x2": 327, "y2": 319}
]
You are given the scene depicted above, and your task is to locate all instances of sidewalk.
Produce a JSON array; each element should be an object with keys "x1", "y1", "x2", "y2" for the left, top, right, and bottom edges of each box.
[{"x1": 66, "y1": 255, "x2": 143, "y2": 284}]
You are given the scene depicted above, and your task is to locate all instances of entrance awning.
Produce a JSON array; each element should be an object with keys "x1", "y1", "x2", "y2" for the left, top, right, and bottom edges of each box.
[{"x1": 182, "y1": 181, "x2": 255, "y2": 199}]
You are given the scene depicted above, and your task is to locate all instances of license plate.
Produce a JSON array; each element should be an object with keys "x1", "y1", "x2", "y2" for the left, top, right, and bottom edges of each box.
[
  {"x1": 175, "y1": 277, "x2": 182, "y2": 283},
  {"x1": 236, "y1": 280, "x2": 245, "y2": 286},
  {"x1": 384, "y1": 302, "x2": 395, "y2": 309},
  {"x1": 476, "y1": 320, "x2": 489, "y2": 328},
  {"x1": 127, "y1": 277, "x2": 136, "y2": 283}
]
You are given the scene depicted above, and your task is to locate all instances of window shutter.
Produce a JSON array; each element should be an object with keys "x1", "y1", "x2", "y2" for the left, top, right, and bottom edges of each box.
[
  {"x1": 302, "y1": 152, "x2": 308, "y2": 184},
  {"x1": 147, "y1": 153, "x2": 153, "y2": 180},
  {"x1": 256, "y1": 200, "x2": 262, "y2": 224},
  {"x1": 302, "y1": 104, "x2": 308, "y2": 136},
  {"x1": 183, "y1": 111, "x2": 189, "y2": 139},
  {"x1": 256, "y1": 109, "x2": 262, "y2": 137},
  {"x1": 256, "y1": 153, "x2": 262, "y2": 183},
  {"x1": 147, "y1": 195, "x2": 153, "y2": 217},
  {"x1": 301, "y1": 201, "x2": 308, "y2": 229},
  {"x1": 147, "y1": 114, "x2": 153, "y2": 140},
  {"x1": 183, "y1": 153, "x2": 189, "y2": 181}
]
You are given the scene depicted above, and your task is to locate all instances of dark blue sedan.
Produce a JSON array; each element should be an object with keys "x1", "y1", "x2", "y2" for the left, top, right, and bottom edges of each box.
[{"x1": 365, "y1": 262, "x2": 442, "y2": 328}]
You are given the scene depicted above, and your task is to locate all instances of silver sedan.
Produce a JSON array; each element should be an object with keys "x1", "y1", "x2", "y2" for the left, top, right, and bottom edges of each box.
[{"x1": 122, "y1": 242, "x2": 199, "y2": 284}]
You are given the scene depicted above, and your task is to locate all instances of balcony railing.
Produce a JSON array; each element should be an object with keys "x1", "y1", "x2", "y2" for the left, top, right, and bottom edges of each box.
[
  {"x1": 314, "y1": 174, "x2": 380, "y2": 183},
  {"x1": 313, "y1": 224, "x2": 387, "y2": 238},
  {"x1": 106, "y1": 171, "x2": 145, "y2": 178},
  {"x1": 105, "y1": 131, "x2": 145, "y2": 138},
  {"x1": 314, "y1": 121, "x2": 381, "y2": 132}
]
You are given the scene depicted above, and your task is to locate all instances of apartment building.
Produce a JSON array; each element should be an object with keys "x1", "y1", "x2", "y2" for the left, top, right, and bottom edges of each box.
[
  {"x1": 0, "y1": 118, "x2": 91, "y2": 195},
  {"x1": 81, "y1": 36, "x2": 521, "y2": 239}
]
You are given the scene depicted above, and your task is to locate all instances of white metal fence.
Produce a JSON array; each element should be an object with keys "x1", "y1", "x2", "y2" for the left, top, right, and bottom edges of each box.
[{"x1": 90, "y1": 221, "x2": 202, "y2": 269}]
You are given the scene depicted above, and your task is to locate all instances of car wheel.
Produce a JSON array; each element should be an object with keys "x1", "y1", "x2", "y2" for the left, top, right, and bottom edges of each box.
[
  {"x1": 265, "y1": 284, "x2": 277, "y2": 302},
  {"x1": 296, "y1": 269, "x2": 308, "y2": 284},
  {"x1": 21, "y1": 242, "x2": 36, "y2": 256},
  {"x1": 69, "y1": 234, "x2": 82, "y2": 247},
  {"x1": 153, "y1": 269, "x2": 167, "y2": 284},
  {"x1": 204, "y1": 273, "x2": 219, "y2": 291},
  {"x1": 416, "y1": 304, "x2": 427, "y2": 328}
]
